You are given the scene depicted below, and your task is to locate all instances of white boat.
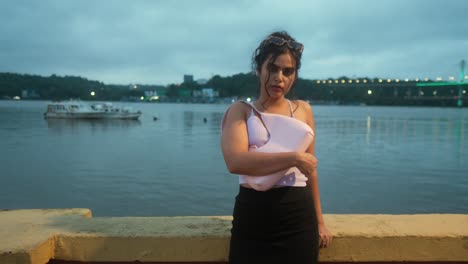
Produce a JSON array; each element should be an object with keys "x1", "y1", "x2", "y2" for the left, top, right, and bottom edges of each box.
[
  {"x1": 90, "y1": 102, "x2": 142, "y2": 120},
  {"x1": 44, "y1": 101, "x2": 142, "y2": 120}
]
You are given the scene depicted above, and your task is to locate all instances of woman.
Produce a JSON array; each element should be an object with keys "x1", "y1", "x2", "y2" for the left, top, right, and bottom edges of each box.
[{"x1": 221, "y1": 31, "x2": 332, "y2": 264}]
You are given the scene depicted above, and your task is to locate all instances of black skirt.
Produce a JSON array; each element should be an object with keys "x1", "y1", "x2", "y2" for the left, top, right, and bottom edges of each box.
[{"x1": 229, "y1": 185, "x2": 319, "y2": 264}]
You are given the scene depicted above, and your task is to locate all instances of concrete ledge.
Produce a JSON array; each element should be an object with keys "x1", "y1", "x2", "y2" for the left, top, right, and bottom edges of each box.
[{"x1": 1, "y1": 209, "x2": 467, "y2": 263}]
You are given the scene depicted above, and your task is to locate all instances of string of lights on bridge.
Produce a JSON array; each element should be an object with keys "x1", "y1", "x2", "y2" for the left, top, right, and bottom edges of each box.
[
  {"x1": 314, "y1": 75, "x2": 468, "y2": 84},
  {"x1": 313, "y1": 76, "x2": 468, "y2": 97}
]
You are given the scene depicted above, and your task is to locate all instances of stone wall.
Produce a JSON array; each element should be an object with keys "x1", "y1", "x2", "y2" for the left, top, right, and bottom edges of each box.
[{"x1": 1, "y1": 209, "x2": 467, "y2": 263}]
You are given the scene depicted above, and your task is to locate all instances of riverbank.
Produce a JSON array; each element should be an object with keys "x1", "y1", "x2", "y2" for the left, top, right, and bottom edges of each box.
[
  {"x1": 2, "y1": 97, "x2": 468, "y2": 107},
  {"x1": 1, "y1": 209, "x2": 467, "y2": 263}
]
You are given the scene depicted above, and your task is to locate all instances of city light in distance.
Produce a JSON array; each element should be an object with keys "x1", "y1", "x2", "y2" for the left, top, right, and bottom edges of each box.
[{"x1": 312, "y1": 76, "x2": 468, "y2": 85}]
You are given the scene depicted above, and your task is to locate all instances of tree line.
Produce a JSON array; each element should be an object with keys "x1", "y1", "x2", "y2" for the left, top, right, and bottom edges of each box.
[{"x1": 0, "y1": 72, "x2": 466, "y2": 106}]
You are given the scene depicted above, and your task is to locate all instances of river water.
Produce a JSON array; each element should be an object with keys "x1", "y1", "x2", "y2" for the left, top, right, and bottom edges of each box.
[{"x1": 0, "y1": 100, "x2": 466, "y2": 216}]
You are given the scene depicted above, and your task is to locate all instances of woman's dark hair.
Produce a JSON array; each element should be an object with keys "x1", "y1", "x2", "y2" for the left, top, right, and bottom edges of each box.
[{"x1": 252, "y1": 31, "x2": 303, "y2": 99}]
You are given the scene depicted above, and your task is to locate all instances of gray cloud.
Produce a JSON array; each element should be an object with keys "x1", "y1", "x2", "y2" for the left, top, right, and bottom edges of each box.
[{"x1": 1, "y1": 0, "x2": 467, "y2": 85}]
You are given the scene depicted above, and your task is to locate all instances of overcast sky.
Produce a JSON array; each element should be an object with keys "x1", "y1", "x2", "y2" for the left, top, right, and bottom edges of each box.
[{"x1": 1, "y1": 0, "x2": 467, "y2": 85}]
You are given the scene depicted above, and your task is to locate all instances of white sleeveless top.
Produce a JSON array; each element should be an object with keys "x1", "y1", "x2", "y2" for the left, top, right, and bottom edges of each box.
[{"x1": 240, "y1": 101, "x2": 315, "y2": 191}]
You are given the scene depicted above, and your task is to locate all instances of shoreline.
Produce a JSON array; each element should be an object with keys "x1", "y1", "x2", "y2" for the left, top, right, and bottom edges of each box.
[{"x1": 2, "y1": 98, "x2": 468, "y2": 108}]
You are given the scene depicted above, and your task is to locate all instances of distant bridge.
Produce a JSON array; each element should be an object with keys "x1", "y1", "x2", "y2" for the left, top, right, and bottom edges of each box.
[{"x1": 312, "y1": 60, "x2": 467, "y2": 106}]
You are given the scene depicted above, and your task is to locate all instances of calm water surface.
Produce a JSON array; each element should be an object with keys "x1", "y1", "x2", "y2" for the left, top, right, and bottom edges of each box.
[{"x1": 0, "y1": 100, "x2": 467, "y2": 216}]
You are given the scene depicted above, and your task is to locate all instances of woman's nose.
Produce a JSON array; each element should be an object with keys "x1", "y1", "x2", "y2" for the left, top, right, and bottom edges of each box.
[{"x1": 273, "y1": 70, "x2": 284, "y2": 81}]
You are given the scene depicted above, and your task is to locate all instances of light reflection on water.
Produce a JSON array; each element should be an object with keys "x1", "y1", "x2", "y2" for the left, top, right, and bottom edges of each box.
[{"x1": 0, "y1": 101, "x2": 467, "y2": 216}]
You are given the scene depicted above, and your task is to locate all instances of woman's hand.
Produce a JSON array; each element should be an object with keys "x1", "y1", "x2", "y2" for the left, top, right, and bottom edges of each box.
[
  {"x1": 296, "y1": 152, "x2": 318, "y2": 176},
  {"x1": 318, "y1": 223, "x2": 333, "y2": 248}
]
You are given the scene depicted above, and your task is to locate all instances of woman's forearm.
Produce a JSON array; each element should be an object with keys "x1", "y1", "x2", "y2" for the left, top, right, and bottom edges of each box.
[
  {"x1": 308, "y1": 170, "x2": 325, "y2": 225},
  {"x1": 226, "y1": 151, "x2": 299, "y2": 176}
]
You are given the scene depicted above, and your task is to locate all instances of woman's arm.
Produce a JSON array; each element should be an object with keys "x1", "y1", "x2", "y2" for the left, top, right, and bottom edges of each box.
[
  {"x1": 221, "y1": 102, "x2": 301, "y2": 176},
  {"x1": 301, "y1": 100, "x2": 333, "y2": 248}
]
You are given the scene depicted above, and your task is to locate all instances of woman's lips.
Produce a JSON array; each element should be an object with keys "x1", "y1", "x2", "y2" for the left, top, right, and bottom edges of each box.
[{"x1": 270, "y1": 85, "x2": 283, "y2": 91}]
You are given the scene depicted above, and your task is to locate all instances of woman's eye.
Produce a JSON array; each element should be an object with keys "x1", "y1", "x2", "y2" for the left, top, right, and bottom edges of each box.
[
  {"x1": 267, "y1": 64, "x2": 295, "y2": 76},
  {"x1": 283, "y1": 68, "x2": 295, "y2": 76},
  {"x1": 267, "y1": 64, "x2": 278, "y2": 73}
]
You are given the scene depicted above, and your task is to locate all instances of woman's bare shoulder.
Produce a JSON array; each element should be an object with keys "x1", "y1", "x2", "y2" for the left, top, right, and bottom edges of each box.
[
  {"x1": 293, "y1": 99, "x2": 312, "y2": 113},
  {"x1": 225, "y1": 101, "x2": 251, "y2": 120}
]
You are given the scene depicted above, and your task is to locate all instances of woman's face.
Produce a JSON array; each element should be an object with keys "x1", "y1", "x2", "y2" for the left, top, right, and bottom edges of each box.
[{"x1": 259, "y1": 52, "x2": 297, "y2": 99}]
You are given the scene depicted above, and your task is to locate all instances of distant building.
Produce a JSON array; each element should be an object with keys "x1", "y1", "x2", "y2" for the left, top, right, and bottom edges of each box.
[
  {"x1": 196, "y1": 78, "x2": 208, "y2": 85},
  {"x1": 201, "y1": 88, "x2": 218, "y2": 98},
  {"x1": 192, "y1": 90, "x2": 202, "y2": 97},
  {"x1": 21, "y1": 90, "x2": 39, "y2": 99},
  {"x1": 178, "y1": 89, "x2": 192, "y2": 97},
  {"x1": 144, "y1": 91, "x2": 158, "y2": 97},
  {"x1": 184, "y1": 75, "x2": 194, "y2": 83}
]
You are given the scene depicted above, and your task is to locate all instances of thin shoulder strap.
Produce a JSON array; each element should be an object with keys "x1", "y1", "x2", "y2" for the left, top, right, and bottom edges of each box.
[
  {"x1": 238, "y1": 100, "x2": 271, "y2": 136},
  {"x1": 239, "y1": 100, "x2": 262, "y2": 116},
  {"x1": 221, "y1": 101, "x2": 265, "y2": 131},
  {"x1": 287, "y1": 99, "x2": 295, "y2": 118}
]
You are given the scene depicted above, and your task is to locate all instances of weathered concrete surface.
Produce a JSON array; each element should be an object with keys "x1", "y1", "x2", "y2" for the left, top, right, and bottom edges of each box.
[
  {"x1": 1, "y1": 209, "x2": 467, "y2": 263},
  {"x1": 0, "y1": 209, "x2": 92, "y2": 264},
  {"x1": 52, "y1": 216, "x2": 232, "y2": 262}
]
